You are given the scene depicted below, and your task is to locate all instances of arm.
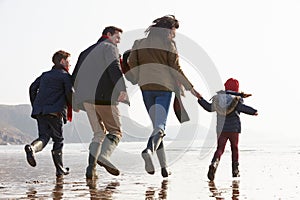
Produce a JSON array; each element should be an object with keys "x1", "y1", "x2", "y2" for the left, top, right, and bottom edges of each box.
[
  {"x1": 105, "y1": 44, "x2": 128, "y2": 104},
  {"x1": 29, "y1": 76, "x2": 41, "y2": 105},
  {"x1": 127, "y1": 41, "x2": 140, "y2": 83},
  {"x1": 197, "y1": 97, "x2": 214, "y2": 112},
  {"x1": 236, "y1": 102, "x2": 258, "y2": 115},
  {"x1": 64, "y1": 74, "x2": 74, "y2": 107},
  {"x1": 167, "y1": 43, "x2": 193, "y2": 91}
]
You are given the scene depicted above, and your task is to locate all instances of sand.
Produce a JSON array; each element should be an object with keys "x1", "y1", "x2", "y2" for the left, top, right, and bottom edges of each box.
[{"x1": 0, "y1": 140, "x2": 299, "y2": 199}]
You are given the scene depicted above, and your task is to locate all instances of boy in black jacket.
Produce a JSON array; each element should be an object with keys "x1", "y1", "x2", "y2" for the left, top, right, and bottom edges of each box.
[
  {"x1": 25, "y1": 50, "x2": 73, "y2": 178},
  {"x1": 198, "y1": 78, "x2": 258, "y2": 181}
]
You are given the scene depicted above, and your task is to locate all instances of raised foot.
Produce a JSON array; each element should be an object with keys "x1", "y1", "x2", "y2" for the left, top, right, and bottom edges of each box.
[
  {"x1": 141, "y1": 149, "x2": 154, "y2": 175},
  {"x1": 97, "y1": 158, "x2": 120, "y2": 176},
  {"x1": 25, "y1": 145, "x2": 36, "y2": 167}
]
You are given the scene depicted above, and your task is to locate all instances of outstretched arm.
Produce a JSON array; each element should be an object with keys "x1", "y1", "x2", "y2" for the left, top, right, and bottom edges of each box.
[
  {"x1": 236, "y1": 102, "x2": 258, "y2": 115},
  {"x1": 197, "y1": 97, "x2": 214, "y2": 112}
]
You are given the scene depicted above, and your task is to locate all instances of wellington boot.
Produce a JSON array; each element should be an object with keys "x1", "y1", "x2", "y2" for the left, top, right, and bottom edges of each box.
[
  {"x1": 86, "y1": 142, "x2": 101, "y2": 179},
  {"x1": 52, "y1": 149, "x2": 69, "y2": 177},
  {"x1": 232, "y1": 161, "x2": 240, "y2": 177},
  {"x1": 207, "y1": 159, "x2": 219, "y2": 181},
  {"x1": 97, "y1": 134, "x2": 120, "y2": 176},
  {"x1": 24, "y1": 140, "x2": 43, "y2": 167},
  {"x1": 141, "y1": 129, "x2": 165, "y2": 175},
  {"x1": 156, "y1": 142, "x2": 170, "y2": 178}
]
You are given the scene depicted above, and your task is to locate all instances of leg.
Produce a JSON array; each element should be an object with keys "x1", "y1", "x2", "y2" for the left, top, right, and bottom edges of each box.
[
  {"x1": 83, "y1": 103, "x2": 106, "y2": 179},
  {"x1": 156, "y1": 142, "x2": 170, "y2": 177},
  {"x1": 24, "y1": 116, "x2": 50, "y2": 167},
  {"x1": 229, "y1": 133, "x2": 240, "y2": 177},
  {"x1": 95, "y1": 105, "x2": 122, "y2": 176},
  {"x1": 141, "y1": 91, "x2": 172, "y2": 175},
  {"x1": 48, "y1": 115, "x2": 69, "y2": 177},
  {"x1": 208, "y1": 132, "x2": 229, "y2": 181}
]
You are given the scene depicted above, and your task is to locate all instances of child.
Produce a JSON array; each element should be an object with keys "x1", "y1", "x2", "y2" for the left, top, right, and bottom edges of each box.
[
  {"x1": 198, "y1": 78, "x2": 258, "y2": 181},
  {"x1": 24, "y1": 50, "x2": 73, "y2": 178}
]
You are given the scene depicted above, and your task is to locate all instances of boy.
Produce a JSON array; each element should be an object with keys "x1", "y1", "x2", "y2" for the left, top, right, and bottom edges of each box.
[
  {"x1": 198, "y1": 78, "x2": 258, "y2": 181},
  {"x1": 25, "y1": 50, "x2": 73, "y2": 178}
]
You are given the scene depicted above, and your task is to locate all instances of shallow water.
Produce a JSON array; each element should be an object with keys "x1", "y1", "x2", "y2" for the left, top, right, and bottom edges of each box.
[{"x1": 0, "y1": 140, "x2": 299, "y2": 199}]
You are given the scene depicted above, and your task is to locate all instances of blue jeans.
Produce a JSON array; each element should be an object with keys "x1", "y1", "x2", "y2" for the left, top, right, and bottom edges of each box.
[{"x1": 142, "y1": 90, "x2": 172, "y2": 131}]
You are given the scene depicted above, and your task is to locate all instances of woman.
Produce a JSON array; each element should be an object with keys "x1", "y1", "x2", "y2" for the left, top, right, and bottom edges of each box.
[{"x1": 128, "y1": 15, "x2": 201, "y2": 177}]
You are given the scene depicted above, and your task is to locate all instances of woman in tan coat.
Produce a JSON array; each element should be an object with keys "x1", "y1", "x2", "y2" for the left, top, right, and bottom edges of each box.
[{"x1": 128, "y1": 15, "x2": 201, "y2": 177}]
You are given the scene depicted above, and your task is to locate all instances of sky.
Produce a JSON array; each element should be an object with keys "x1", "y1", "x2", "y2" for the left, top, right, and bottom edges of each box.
[{"x1": 1, "y1": 0, "x2": 299, "y2": 141}]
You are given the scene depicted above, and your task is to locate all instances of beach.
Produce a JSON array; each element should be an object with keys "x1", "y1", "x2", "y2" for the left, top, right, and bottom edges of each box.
[{"x1": 0, "y1": 140, "x2": 299, "y2": 199}]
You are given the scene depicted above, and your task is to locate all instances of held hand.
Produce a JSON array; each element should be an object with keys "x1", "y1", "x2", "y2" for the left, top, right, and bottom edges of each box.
[
  {"x1": 190, "y1": 88, "x2": 202, "y2": 99},
  {"x1": 118, "y1": 91, "x2": 129, "y2": 105}
]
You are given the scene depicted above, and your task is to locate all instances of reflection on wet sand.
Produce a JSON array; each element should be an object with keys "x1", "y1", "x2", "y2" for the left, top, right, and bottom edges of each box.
[
  {"x1": 86, "y1": 179, "x2": 120, "y2": 200},
  {"x1": 145, "y1": 179, "x2": 168, "y2": 200},
  {"x1": 208, "y1": 180, "x2": 240, "y2": 200},
  {"x1": 231, "y1": 180, "x2": 240, "y2": 200},
  {"x1": 52, "y1": 177, "x2": 64, "y2": 199},
  {"x1": 26, "y1": 187, "x2": 37, "y2": 199}
]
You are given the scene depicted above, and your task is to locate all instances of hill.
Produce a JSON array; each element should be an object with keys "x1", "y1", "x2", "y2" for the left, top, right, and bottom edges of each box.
[{"x1": 0, "y1": 104, "x2": 211, "y2": 145}]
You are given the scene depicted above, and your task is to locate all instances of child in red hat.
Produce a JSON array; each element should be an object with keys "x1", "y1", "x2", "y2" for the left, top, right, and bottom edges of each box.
[{"x1": 198, "y1": 78, "x2": 258, "y2": 181}]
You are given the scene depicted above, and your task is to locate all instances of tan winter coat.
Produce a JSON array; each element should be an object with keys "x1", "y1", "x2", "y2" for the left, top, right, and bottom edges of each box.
[{"x1": 127, "y1": 37, "x2": 193, "y2": 92}]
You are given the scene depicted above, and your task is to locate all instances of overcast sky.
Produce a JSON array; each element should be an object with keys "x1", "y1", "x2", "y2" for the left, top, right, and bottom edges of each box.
[{"x1": 1, "y1": 0, "x2": 299, "y2": 141}]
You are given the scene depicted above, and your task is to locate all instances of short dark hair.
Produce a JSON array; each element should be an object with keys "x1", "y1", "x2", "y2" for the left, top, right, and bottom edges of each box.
[
  {"x1": 102, "y1": 26, "x2": 123, "y2": 36},
  {"x1": 52, "y1": 50, "x2": 70, "y2": 65}
]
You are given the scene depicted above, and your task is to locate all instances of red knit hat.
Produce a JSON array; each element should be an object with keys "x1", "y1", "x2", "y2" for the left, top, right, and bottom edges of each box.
[{"x1": 224, "y1": 78, "x2": 239, "y2": 92}]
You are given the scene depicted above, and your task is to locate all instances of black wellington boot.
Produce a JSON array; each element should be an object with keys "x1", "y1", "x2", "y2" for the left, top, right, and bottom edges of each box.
[
  {"x1": 52, "y1": 149, "x2": 69, "y2": 178},
  {"x1": 24, "y1": 140, "x2": 43, "y2": 167},
  {"x1": 232, "y1": 161, "x2": 240, "y2": 177},
  {"x1": 207, "y1": 159, "x2": 219, "y2": 181},
  {"x1": 141, "y1": 129, "x2": 165, "y2": 175}
]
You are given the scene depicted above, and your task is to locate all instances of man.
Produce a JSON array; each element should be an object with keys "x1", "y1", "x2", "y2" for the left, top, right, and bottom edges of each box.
[
  {"x1": 25, "y1": 50, "x2": 73, "y2": 178},
  {"x1": 72, "y1": 26, "x2": 128, "y2": 179}
]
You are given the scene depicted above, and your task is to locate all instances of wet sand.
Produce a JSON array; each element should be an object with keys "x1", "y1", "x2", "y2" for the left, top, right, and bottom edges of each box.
[{"x1": 0, "y1": 141, "x2": 300, "y2": 199}]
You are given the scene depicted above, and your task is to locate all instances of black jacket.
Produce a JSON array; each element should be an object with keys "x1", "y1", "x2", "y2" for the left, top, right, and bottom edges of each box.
[{"x1": 30, "y1": 65, "x2": 73, "y2": 123}]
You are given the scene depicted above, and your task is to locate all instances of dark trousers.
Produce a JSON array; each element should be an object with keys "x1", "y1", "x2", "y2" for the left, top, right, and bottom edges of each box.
[
  {"x1": 36, "y1": 115, "x2": 64, "y2": 151},
  {"x1": 212, "y1": 132, "x2": 239, "y2": 162}
]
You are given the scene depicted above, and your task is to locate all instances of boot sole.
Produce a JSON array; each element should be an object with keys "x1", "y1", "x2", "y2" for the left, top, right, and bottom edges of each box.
[
  {"x1": 24, "y1": 145, "x2": 36, "y2": 167},
  {"x1": 97, "y1": 159, "x2": 120, "y2": 176},
  {"x1": 141, "y1": 150, "x2": 154, "y2": 175}
]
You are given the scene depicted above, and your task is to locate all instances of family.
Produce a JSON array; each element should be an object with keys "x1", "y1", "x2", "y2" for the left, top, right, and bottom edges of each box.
[{"x1": 24, "y1": 15, "x2": 258, "y2": 182}]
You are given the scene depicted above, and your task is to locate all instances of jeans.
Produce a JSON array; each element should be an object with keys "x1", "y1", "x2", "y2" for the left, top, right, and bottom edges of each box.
[
  {"x1": 142, "y1": 90, "x2": 172, "y2": 131},
  {"x1": 36, "y1": 115, "x2": 64, "y2": 151}
]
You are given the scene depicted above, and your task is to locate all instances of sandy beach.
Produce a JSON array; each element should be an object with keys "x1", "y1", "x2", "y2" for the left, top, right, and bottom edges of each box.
[{"x1": 1, "y1": 140, "x2": 299, "y2": 199}]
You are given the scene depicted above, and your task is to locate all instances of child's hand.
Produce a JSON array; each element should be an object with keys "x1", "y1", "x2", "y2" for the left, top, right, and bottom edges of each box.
[
  {"x1": 191, "y1": 88, "x2": 202, "y2": 99},
  {"x1": 241, "y1": 92, "x2": 252, "y2": 98}
]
